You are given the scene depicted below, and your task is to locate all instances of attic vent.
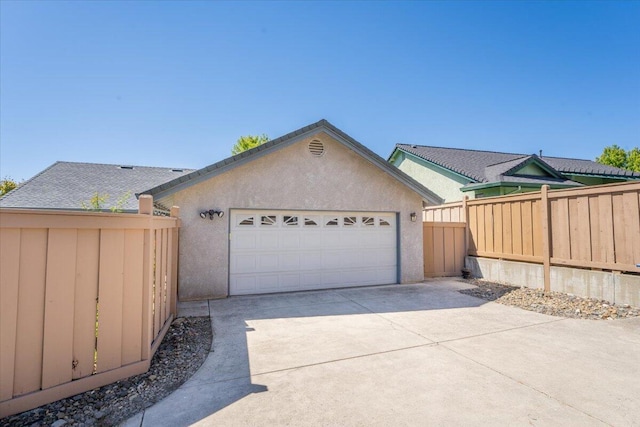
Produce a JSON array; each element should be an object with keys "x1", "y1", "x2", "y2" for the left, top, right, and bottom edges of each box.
[
  {"x1": 172, "y1": 169, "x2": 184, "y2": 172},
  {"x1": 308, "y1": 140, "x2": 325, "y2": 156},
  {"x1": 119, "y1": 165, "x2": 134, "y2": 170}
]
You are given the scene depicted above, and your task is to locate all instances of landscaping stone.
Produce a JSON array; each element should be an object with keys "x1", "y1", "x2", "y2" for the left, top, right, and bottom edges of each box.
[
  {"x1": 1, "y1": 317, "x2": 212, "y2": 427},
  {"x1": 460, "y1": 279, "x2": 640, "y2": 319}
]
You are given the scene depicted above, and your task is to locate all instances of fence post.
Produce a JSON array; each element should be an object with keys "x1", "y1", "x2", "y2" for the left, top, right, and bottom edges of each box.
[
  {"x1": 139, "y1": 195, "x2": 154, "y2": 360},
  {"x1": 462, "y1": 196, "x2": 470, "y2": 256},
  {"x1": 540, "y1": 186, "x2": 551, "y2": 293},
  {"x1": 169, "y1": 206, "x2": 180, "y2": 317}
]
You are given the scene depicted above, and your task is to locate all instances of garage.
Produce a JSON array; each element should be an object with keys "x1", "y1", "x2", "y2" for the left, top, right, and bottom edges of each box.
[{"x1": 230, "y1": 209, "x2": 398, "y2": 295}]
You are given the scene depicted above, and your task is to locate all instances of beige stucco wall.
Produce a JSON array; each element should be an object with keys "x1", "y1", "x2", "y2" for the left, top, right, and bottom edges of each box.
[
  {"x1": 395, "y1": 155, "x2": 469, "y2": 203},
  {"x1": 162, "y1": 131, "x2": 425, "y2": 300}
]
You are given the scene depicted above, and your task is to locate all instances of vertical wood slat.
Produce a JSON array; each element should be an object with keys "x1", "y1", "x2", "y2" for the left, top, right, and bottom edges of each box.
[
  {"x1": 622, "y1": 192, "x2": 640, "y2": 265},
  {"x1": 502, "y1": 203, "x2": 512, "y2": 254},
  {"x1": 433, "y1": 227, "x2": 445, "y2": 275},
  {"x1": 588, "y1": 196, "x2": 601, "y2": 263},
  {"x1": 611, "y1": 194, "x2": 627, "y2": 265},
  {"x1": 168, "y1": 207, "x2": 180, "y2": 317},
  {"x1": 154, "y1": 230, "x2": 163, "y2": 338},
  {"x1": 575, "y1": 196, "x2": 592, "y2": 262},
  {"x1": 96, "y1": 229, "x2": 125, "y2": 373},
  {"x1": 0, "y1": 229, "x2": 21, "y2": 401},
  {"x1": 477, "y1": 206, "x2": 486, "y2": 253},
  {"x1": 13, "y1": 229, "x2": 48, "y2": 396},
  {"x1": 511, "y1": 203, "x2": 523, "y2": 255},
  {"x1": 468, "y1": 205, "x2": 477, "y2": 254},
  {"x1": 443, "y1": 226, "x2": 455, "y2": 273},
  {"x1": 494, "y1": 203, "x2": 503, "y2": 254},
  {"x1": 423, "y1": 223, "x2": 434, "y2": 275},
  {"x1": 597, "y1": 194, "x2": 615, "y2": 264},
  {"x1": 521, "y1": 201, "x2": 533, "y2": 256},
  {"x1": 121, "y1": 230, "x2": 144, "y2": 366},
  {"x1": 42, "y1": 229, "x2": 78, "y2": 389},
  {"x1": 73, "y1": 230, "x2": 100, "y2": 380},
  {"x1": 454, "y1": 227, "x2": 465, "y2": 271},
  {"x1": 161, "y1": 228, "x2": 169, "y2": 325},
  {"x1": 484, "y1": 205, "x2": 494, "y2": 253},
  {"x1": 551, "y1": 198, "x2": 570, "y2": 259},
  {"x1": 532, "y1": 200, "x2": 543, "y2": 257}
]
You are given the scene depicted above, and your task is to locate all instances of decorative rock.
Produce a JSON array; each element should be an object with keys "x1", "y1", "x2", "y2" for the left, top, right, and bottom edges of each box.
[
  {"x1": 51, "y1": 420, "x2": 67, "y2": 427},
  {"x1": 460, "y1": 279, "x2": 640, "y2": 320}
]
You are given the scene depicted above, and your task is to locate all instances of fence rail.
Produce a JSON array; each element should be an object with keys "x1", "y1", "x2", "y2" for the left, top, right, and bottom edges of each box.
[
  {"x1": 0, "y1": 196, "x2": 179, "y2": 417},
  {"x1": 466, "y1": 182, "x2": 640, "y2": 289}
]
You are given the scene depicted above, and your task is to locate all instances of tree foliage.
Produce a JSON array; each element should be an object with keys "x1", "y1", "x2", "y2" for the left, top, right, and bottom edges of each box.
[
  {"x1": 596, "y1": 145, "x2": 640, "y2": 172},
  {"x1": 231, "y1": 134, "x2": 269, "y2": 156},
  {"x1": 0, "y1": 176, "x2": 19, "y2": 197},
  {"x1": 81, "y1": 191, "x2": 131, "y2": 212}
]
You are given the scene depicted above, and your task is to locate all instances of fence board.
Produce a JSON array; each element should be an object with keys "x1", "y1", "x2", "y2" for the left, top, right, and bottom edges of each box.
[
  {"x1": 484, "y1": 205, "x2": 494, "y2": 253},
  {"x1": 532, "y1": 200, "x2": 543, "y2": 257},
  {"x1": 477, "y1": 205, "x2": 486, "y2": 253},
  {"x1": 588, "y1": 196, "x2": 601, "y2": 263},
  {"x1": 623, "y1": 192, "x2": 640, "y2": 264},
  {"x1": 443, "y1": 226, "x2": 455, "y2": 273},
  {"x1": 96, "y1": 229, "x2": 125, "y2": 373},
  {"x1": 73, "y1": 230, "x2": 100, "y2": 379},
  {"x1": 511, "y1": 202, "x2": 522, "y2": 255},
  {"x1": 612, "y1": 194, "x2": 628, "y2": 265},
  {"x1": 468, "y1": 205, "x2": 477, "y2": 253},
  {"x1": 154, "y1": 230, "x2": 163, "y2": 338},
  {"x1": 423, "y1": 223, "x2": 435, "y2": 275},
  {"x1": 160, "y1": 228, "x2": 169, "y2": 327},
  {"x1": 454, "y1": 227, "x2": 465, "y2": 271},
  {"x1": 42, "y1": 229, "x2": 77, "y2": 389},
  {"x1": 597, "y1": 194, "x2": 615, "y2": 264},
  {"x1": 433, "y1": 227, "x2": 445, "y2": 275},
  {"x1": 551, "y1": 198, "x2": 570, "y2": 259},
  {"x1": 494, "y1": 203, "x2": 503, "y2": 253},
  {"x1": 522, "y1": 201, "x2": 534, "y2": 256},
  {"x1": 576, "y1": 196, "x2": 592, "y2": 262},
  {"x1": 13, "y1": 229, "x2": 47, "y2": 396},
  {"x1": 502, "y1": 203, "x2": 512, "y2": 254},
  {"x1": 122, "y1": 230, "x2": 144, "y2": 366},
  {"x1": 0, "y1": 229, "x2": 21, "y2": 401}
]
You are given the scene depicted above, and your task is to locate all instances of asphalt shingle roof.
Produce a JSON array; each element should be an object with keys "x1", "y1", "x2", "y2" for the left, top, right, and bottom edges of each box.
[
  {"x1": 394, "y1": 144, "x2": 640, "y2": 183},
  {"x1": 0, "y1": 161, "x2": 194, "y2": 211}
]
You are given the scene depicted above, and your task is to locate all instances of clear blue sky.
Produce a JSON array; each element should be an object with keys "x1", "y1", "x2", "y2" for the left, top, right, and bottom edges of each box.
[{"x1": 1, "y1": 1, "x2": 639, "y2": 181}]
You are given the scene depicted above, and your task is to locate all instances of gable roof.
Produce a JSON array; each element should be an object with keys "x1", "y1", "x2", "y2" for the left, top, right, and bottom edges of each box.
[
  {"x1": 143, "y1": 119, "x2": 443, "y2": 205},
  {"x1": 0, "y1": 161, "x2": 194, "y2": 211},
  {"x1": 392, "y1": 144, "x2": 640, "y2": 184}
]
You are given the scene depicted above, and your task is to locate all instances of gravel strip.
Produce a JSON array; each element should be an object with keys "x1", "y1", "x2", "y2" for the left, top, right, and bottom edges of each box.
[
  {"x1": 2, "y1": 316, "x2": 212, "y2": 427},
  {"x1": 460, "y1": 279, "x2": 640, "y2": 320}
]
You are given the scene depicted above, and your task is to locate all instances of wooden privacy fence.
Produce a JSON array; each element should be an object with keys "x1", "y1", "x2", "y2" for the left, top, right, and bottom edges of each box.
[
  {"x1": 423, "y1": 221, "x2": 466, "y2": 277},
  {"x1": 0, "y1": 196, "x2": 179, "y2": 417},
  {"x1": 467, "y1": 181, "x2": 640, "y2": 290}
]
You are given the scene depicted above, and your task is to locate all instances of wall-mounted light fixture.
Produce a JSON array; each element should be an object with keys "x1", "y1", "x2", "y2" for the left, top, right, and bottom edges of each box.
[
  {"x1": 410, "y1": 212, "x2": 417, "y2": 222},
  {"x1": 199, "y1": 209, "x2": 224, "y2": 220}
]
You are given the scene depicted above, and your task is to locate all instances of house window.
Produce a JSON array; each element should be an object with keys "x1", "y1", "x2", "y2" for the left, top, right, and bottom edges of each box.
[
  {"x1": 261, "y1": 215, "x2": 277, "y2": 226},
  {"x1": 304, "y1": 217, "x2": 319, "y2": 226},
  {"x1": 362, "y1": 216, "x2": 375, "y2": 226},
  {"x1": 283, "y1": 215, "x2": 298, "y2": 226},
  {"x1": 343, "y1": 216, "x2": 357, "y2": 226},
  {"x1": 379, "y1": 218, "x2": 391, "y2": 227},
  {"x1": 238, "y1": 216, "x2": 254, "y2": 226},
  {"x1": 325, "y1": 217, "x2": 339, "y2": 226}
]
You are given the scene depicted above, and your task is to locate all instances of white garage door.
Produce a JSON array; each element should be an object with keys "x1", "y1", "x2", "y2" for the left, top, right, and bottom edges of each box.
[{"x1": 229, "y1": 210, "x2": 398, "y2": 295}]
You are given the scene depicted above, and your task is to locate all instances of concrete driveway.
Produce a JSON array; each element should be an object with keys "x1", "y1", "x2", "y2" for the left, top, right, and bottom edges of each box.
[{"x1": 125, "y1": 280, "x2": 640, "y2": 426}]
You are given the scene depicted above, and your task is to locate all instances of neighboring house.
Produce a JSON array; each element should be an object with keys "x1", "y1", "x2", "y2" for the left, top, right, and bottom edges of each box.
[
  {"x1": 1, "y1": 120, "x2": 443, "y2": 301},
  {"x1": 389, "y1": 145, "x2": 640, "y2": 203},
  {"x1": 0, "y1": 162, "x2": 194, "y2": 212}
]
